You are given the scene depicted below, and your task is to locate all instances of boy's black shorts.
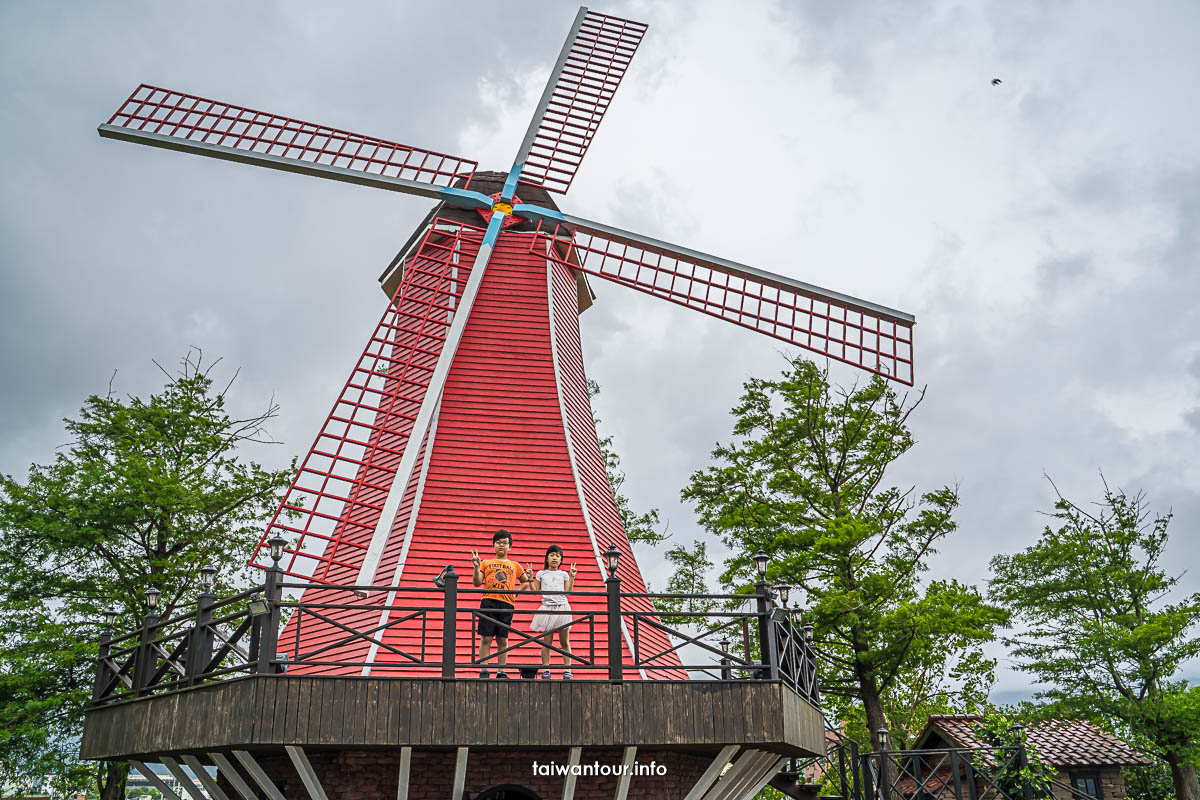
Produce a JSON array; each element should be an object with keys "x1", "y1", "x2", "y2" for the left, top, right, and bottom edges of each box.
[{"x1": 478, "y1": 598, "x2": 515, "y2": 638}]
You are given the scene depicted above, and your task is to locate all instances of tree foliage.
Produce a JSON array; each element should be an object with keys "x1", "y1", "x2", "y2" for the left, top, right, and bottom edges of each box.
[
  {"x1": 972, "y1": 710, "x2": 1057, "y2": 799},
  {"x1": 990, "y1": 478, "x2": 1200, "y2": 800},
  {"x1": 683, "y1": 357, "x2": 1006, "y2": 749},
  {"x1": 0, "y1": 351, "x2": 294, "y2": 797},
  {"x1": 655, "y1": 539, "x2": 719, "y2": 627}
]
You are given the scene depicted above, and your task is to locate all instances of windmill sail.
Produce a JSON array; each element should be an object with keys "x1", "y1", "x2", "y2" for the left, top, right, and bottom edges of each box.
[
  {"x1": 529, "y1": 212, "x2": 916, "y2": 385},
  {"x1": 99, "y1": 84, "x2": 483, "y2": 205},
  {"x1": 511, "y1": 8, "x2": 648, "y2": 196}
]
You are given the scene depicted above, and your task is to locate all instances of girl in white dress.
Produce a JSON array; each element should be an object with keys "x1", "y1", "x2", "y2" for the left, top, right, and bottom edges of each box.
[{"x1": 530, "y1": 545, "x2": 577, "y2": 679}]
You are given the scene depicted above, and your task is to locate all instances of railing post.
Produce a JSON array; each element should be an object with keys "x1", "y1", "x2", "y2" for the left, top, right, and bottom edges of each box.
[
  {"x1": 93, "y1": 626, "x2": 113, "y2": 702},
  {"x1": 755, "y1": 578, "x2": 779, "y2": 680},
  {"x1": 441, "y1": 565, "x2": 459, "y2": 678},
  {"x1": 1013, "y1": 723, "x2": 1034, "y2": 800},
  {"x1": 606, "y1": 572, "x2": 623, "y2": 681},
  {"x1": 949, "y1": 749, "x2": 965, "y2": 800},
  {"x1": 849, "y1": 739, "x2": 861, "y2": 800},
  {"x1": 133, "y1": 609, "x2": 159, "y2": 697},
  {"x1": 255, "y1": 567, "x2": 282, "y2": 674},
  {"x1": 187, "y1": 591, "x2": 215, "y2": 686},
  {"x1": 860, "y1": 748, "x2": 875, "y2": 800}
]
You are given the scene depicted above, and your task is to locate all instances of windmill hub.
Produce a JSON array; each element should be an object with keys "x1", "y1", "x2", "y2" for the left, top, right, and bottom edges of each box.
[{"x1": 491, "y1": 199, "x2": 514, "y2": 215}]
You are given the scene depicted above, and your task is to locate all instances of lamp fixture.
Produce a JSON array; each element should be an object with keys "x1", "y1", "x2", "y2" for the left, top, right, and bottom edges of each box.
[
  {"x1": 432, "y1": 564, "x2": 455, "y2": 588},
  {"x1": 246, "y1": 597, "x2": 270, "y2": 617},
  {"x1": 604, "y1": 544, "x2": 620, "y2": 577},
  {"x1": 200, "y1": 565, "x2": 217, "y2": 593},
  {"x1": 268, "y1": 535, "x2": 288, "y2": 567},
  {"x1": 752, "y1": 550, "x2": 770, "y2": 577}
]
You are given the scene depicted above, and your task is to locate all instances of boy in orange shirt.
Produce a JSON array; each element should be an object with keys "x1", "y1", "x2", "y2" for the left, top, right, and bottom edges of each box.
[{"x1": 470, "y1": 528, "x2": 532, "y2": 679}]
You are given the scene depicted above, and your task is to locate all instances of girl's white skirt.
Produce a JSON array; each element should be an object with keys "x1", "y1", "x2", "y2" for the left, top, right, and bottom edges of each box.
[{"x1": 530, "y1": 603, "x2": 572, "y2": 633}]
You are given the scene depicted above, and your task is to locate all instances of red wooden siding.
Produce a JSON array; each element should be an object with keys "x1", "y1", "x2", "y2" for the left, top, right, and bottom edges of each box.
[{"x1": 263, "y1": 228, "x2": 682, "y2": 679}]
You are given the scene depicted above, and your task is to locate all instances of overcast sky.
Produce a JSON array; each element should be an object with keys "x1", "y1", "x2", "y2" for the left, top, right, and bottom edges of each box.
[{"x1": 3, "y1": 0, "x2": 1198, "y2": 700}]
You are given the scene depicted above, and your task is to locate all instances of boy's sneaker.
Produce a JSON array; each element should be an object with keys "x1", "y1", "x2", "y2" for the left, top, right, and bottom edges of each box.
[
  {"x1": 496, "y1": 671, "x2": 509, "y2": 679},
  {"x1": 478, "y1": 669, "x2": 489, "y2": 679},
  {"x1": 563, "y1": 672, "x2": 573, "y2": 680},
  {"x1": 542, "y1": 670, "x2": 552, "y2": 680}
]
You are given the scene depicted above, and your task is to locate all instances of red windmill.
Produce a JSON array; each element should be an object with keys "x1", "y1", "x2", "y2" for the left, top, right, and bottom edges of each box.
[{"x1": 99, "y1": 7, "x2": 914, "y2": 681}]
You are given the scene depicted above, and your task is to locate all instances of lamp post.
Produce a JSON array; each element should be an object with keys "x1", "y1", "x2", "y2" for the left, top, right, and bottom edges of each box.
[
  {"x1": 93, "y1": 608, "x2": 118, "y2": 702},
  {"x1": 604, "y1": 544, "x2": 622, "y2": 681},
  {"x1": 876, "y1": 727, "x2": 891, "y2": 800},
  {"x1": 253, "y1": 536, "x2": 287, "y2": 674},
  {"x1": 438, "y1": 565, "x2": 459, "y2": 678},
  {"x1": 754, "y1": 551, "x2": 779, "y2": 681},
  {"x1": 189, "y1": 566, "x2": 218, "y2": 686},
  {"x1": 1012, "y1": 723, "x2": 1034, "y2": 800},
  {"x1": 134, "y1": 587, "x2": 161, "y2": 696}
]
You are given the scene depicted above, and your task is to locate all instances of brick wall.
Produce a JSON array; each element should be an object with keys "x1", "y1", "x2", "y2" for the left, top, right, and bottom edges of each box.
[
  {"x1": 219, "y1": 747, "x2": 715, "y2": 800},
  {"x1": 1045, "y1": 767, "x2": 1127, "y2": 800}
]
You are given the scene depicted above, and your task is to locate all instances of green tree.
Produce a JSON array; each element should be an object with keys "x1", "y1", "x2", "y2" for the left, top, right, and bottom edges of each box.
[
  {"x1": 1125, "y1": 760, "x2": 1177, "y2": 800},
  {"x1": 989, "y1": 479, "x2": 1200, "y2": 800},
  {"x1": 683, "y1": 357, "x2": 1006, "y2": 750},
  {"x1": 0, "y1": 351, "x2": 294, "y2": 799},
  {"x1": 656, "y1": 539, "x2": 718, "y2": 626},
  {"x1": 589, "y1": 379, "x2": 667, "y2": 546}
]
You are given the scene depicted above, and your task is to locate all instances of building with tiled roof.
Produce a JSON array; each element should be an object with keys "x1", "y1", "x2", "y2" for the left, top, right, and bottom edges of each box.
[{"x1": 914, "y1": 714, "x2": 1150, "y2": 800}]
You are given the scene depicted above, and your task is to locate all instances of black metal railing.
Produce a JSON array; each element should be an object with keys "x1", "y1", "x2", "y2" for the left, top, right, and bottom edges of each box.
[
  {"x1": 777, "y1": 736, "x2": 1101, "y2": 800},
  {"x1": 90, "y1": 565, "x2": 819, "y2": 707}
]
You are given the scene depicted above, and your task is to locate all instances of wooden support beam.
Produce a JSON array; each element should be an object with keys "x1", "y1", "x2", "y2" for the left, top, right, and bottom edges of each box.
[
  {"x1": 708, "y1": 751, "x2": 776, "y2": 800},
  {"x1": 561, "y1": 746, "x2": 583, "y2": 800},
  {"x1": 287, "y1": 745, "x2": 331, "y2": 800},
  {"x1": 397, "y1": 747, "x2": 412, "y2": 800},
  {"x1": 129, "y1": 760, "x2": 182, "y2": 800},
  {"x1": 685, "y1": 746, "x2": 740, "y2": 800},
  {"x1": 182, "y1": 754, "x2": 229, "y2": 800},
  {"x1": 744, "y1": 756, "x2": 791, "y2": 800},
  {"x1": 233, "y1": 750, "x2": 286, "y2": 800},
  {"x1": 452, "y1": 747, "x2": 469, "y2": 800},
  {"x1": 209, "y1": 753, "x2": 258, "y2": 800},
  {"x1": 615, "y1": 747, "x2": 637, "y2": 800},
  {"x1": 160, "y1": 756, "x2": 207, "y2": 800}
]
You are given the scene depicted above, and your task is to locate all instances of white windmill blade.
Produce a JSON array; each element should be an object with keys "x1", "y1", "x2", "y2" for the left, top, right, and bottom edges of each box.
[
  {"x1": 99, "y1": 84, "x2": 491, "y2": 210},
  {"x1": 504, "y1": 7, "x2": 649, "y2": 199},
  {"x1": 519, "y1": 206, "x2": 917, "y2": 385}
]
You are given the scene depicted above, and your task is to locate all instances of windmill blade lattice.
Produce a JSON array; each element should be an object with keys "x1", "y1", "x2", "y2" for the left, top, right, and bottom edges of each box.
[
  {"x1": 515, "y1": 9, "x2": 648, "y2": 195},
  {"x1": 534, "y1": 216, "x2": 915, "y2": 385},
  {"x1": 249, "y1": 220, "x2": 483, "y2": 580},
  {"x1": 100, "y1": 84, "x2": 480, "y2": 201}
]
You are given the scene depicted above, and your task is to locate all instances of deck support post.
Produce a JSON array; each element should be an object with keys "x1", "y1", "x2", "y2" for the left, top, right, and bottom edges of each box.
[
  {"x1": 606, "y1": 572, "x2": 623, "y2": 681},
  {"x1": 441, "y1": 567, "x2": 459, "y2": 678},
  {"x1": 93, "y1": 625, "x2": 113, "y2": 702},
  {"x1": 755, "y1": 579, "x2": 779, "y2": 681},
  {"x1": 133, "y1": 609, "x2": 159, "y2": 696},
  {"x1": 256, "y1": 567, "x2": 282, "y2": 674},
  {"x1": 187, "y1": 590, "x2": 215, "y2": 686}
]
